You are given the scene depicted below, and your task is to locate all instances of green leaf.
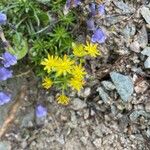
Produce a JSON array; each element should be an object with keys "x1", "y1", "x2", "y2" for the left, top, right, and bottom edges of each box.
[{"x1": 12, "y1": 33, "x2": 28, "y2": 59}]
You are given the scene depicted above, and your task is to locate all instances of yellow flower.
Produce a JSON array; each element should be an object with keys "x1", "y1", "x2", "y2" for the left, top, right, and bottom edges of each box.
[
  {"x1": 72, "y1": 42, "x2": 87, "y2": 57},
  {"x1": 57, "y1": 94, "x2": 70, "y2": 105},
  {"x1": 84, "y1": 42, "x2": 100, "y2": 57},
  {"x1": 55, "y1": 55, "x2": 75, "y2": 76},
  {"x1": 42, "y1": 77, "x2": 53, "y2": 89},
  {"x1": 41, "y1": 55, "x2": 59, "y2": 73},
  {"x1": 69, "y1": 77, "x2": 84, "y2": 91},
  {"x1": 71, "y1": 64, "x2": 86, "y2": 79}
]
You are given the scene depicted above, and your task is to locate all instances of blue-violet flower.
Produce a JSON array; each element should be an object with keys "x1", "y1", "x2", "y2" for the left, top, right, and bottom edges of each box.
[
  {"x1": 91, "y1": 28, "x2": 107, "y2": 43},
  {"x1": 98, "y1": 4, "x2": 105, "y2": 15},
  {"x1": 89, "y1": 3, "x2": 96, "y2": 16},
  {"x1": 36, "y1": 105, "x2": 47, "y2": 118},
  {"x1": 0, "y1": 12, "x2": 7, "y2": 25},
  {"x1": 0, "y1": 92, "x2": 11, "y2": 105},
  {"x1": 2, "y1": 52, "x2": 17, "y2": 68},
  {"x1": 66, "y1": 0, "x2": 81, "y2": 9},
  {"x1": 86, "y1": 18, "x2": 95, "y2": 31},
  {"x1": 0, "y1": 67, "x2": 12, "y2": 81}
]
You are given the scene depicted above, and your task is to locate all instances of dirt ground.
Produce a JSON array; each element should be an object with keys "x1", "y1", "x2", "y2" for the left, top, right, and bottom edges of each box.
[{"x1": 0, "y1": 0, "x2": 150, "y2": 150}]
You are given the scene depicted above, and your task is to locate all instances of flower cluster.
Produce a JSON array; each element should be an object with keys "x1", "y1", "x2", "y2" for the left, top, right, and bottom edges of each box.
[
  {"x1": 0, "y1": 52, "x2": 17, "y2": 105},
  {"x1": 87, "y1": 2, "x2": 107, "y2": 43},
  {"x1": 64, "y1": 1, "x2": 107, "y2": 44},
  {"x1": 40, "y1": 1, "x2": 107, "y2": 106},
  {"x1": 41, "y1": 40, "x2": 100, "y2": 105},
  {"x1": 41, "y1": 52, "x2": 87, "y2": 105},
  {"x1": 0, "y1": 13, "x2": 18, "y2": 105},
  {"x1": 73, "y1": 41, "x2": 100, "y2": 57}
]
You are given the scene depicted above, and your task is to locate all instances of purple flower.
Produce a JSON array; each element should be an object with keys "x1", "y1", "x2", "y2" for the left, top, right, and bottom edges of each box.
[
  {"x1": 2, "y1": 52, "x2": 17, "y2": 68},
  {"x1": 0, "y1": 12, "x2": 7, "y2": 25},
  {"x1": 91, "y1": 28, "x2": 107, "y2": 43},
  {"x1": 0, "y1": 67, "x2": 12, "y2": 81},
  {"x1": 98, "y1": 4, "x2": 105, "y2": 15},
  {"x1": 0, "y1": 92, "x2": 11, "y2": 105},
  {"x1": 86, "y1": 18, "x2": 95, "y2": 31},
  {"x1": 89, "y1": 3, "x2": 96, "y2": 16},
  {"x1": 36, "y1": 105, "x2": 47, "y2": 118},
  {"x1": 66, "y1": 0, "x2": 81, "y2": 9}
]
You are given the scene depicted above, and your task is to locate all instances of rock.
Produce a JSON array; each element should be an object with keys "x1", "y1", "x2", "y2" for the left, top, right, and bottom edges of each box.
[
  {"x1": 80, "y1": 136, "x2": 88, "y2": 145},
  {"x1": 122, "y1": 23, "x2": 136, "y2": 39},
  {"x1": 83, "y1": 109, "x2": 89, "y2": 120},
  {"x1": 130, "y1": 110, "x2": 150, "y2": 121},
  {"x1": 78, "y1": 87, "x2": 91, "y2": 98},
  {"x1": 129, "y1": 41, "x2": 140, "y2": 53},
  {"x1": 144, "y1": 57, "x2": 150, "y2": 68},
  {"x1": 113, "y1": 1, "x2": 134, "y2": 14},
  {"x1": 97, "y1": 87, "x2": 112, "y2": 104},
  {"x1": 64, "y1": 138, "x2": 83, "y2": 150},
  {"x1": 93, "y1": 138, "x2": 102, "y2": 148},
  {"x1": 101, "y1": 81, "x2": 116, "y2": 91},
  {"x1": 145, "y1": 102, "x2": 150, "y2": 112},
  {"x1": 105, "y1": 16, "x2": 122, "y2": 25},
  {"x1": 71, "y1": 98, "x2": 87, "y2": 110},
  {"x1": 21, "y1": 110, "x2": 34, "y2": 128},
  {"x1": 141, "y1": 6, "x2": 150, "y2": 24},
  {"x1": 141, "y1": 47, "x2": 150, "y2": 56},
  {"x1": 110, "y1": 72, "x2": 134, "y2": 102},
  {"x1": 111, "y1": 105, "x2": 117, "y2": 116},
  {"x1": 146, "y1": 128, "x2": 150, "y2": 138},
  {"x1": 135, "y1": 80, "x2": 149, "y2": 94},
  {"x1": 0, "y1": 141, "x2": 11, "y2": 150},
  {"x1": 135, "y1": 25, "x2": 148, "y2": 48},
  {"x1": 47, "y1": 95, "x2": 54, "y2": 103},
  {"x1": 56, "y1": 135, "x2": 65, "y2": 145}
]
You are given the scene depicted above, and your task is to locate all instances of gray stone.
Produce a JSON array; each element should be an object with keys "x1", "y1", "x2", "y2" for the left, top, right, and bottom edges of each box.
[
  {"x1": 146, "y1": 128, "x2": 150, "y2": 138},
  {"x1": 144, "y1": 57, "x2": 150, "y2": 68},
  {"x1": 145, "y1": 102, "x2": 150, "y2": 112},
  {"x1": 0, "y1": 141, "x2": 11, "y2": 150},
  {"x1": 122, "y1": 23, "x2": 136, "y2": 39},
  {"x1": 129, "y1": 41, "x2": 140, "y2": 53},
  {"x1": 21, "y1": 110, "x2": 34, "y2": 128},
  {"x1": 136, "y1": 25, "x2": 148, "y2": 48},
  {"x1": 141, "y1": 6, "x2": 150, "y2": 24},
  {"x1": 93, "y1": 138, "x2": 102, "y2": 148},
  {"x1": 130, "y1": 110, "x2": 150, "y2": 121},
  {"x1": 110, "y1": 72, "x2": 134, "y2": 102},
  {"x1": 97, "y1": 87, "x2": 112, "y2": 104},
  {"x1": 71, "y1": 98, "x2": 87, "y2": 110},
  {"x1": 78, "y1": 87, "x2": 91, "y2": 98},
  {"x1": 101, "y1": 81, "x2": 116, "y2": 91},
  {"x1": 113, "y1": 1, "x2": 134, "y2": 14},
  {"x1": 141, "y1": 47, "x2": 150, "y2": 56},
  {"x1": 105, "y1": 16, "x2": 123, "y2": 25}
]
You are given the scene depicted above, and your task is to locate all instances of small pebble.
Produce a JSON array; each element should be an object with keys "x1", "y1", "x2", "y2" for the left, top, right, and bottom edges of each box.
[
  {"x1": 141, "y1": 47, "x2": 150, "y2": 56},
  {"x1": 101, "y1": 81, "x2": 116, "y2": 91},
  {"x1": 144, "y1": 57, "x2": 150, "y2": 68}
]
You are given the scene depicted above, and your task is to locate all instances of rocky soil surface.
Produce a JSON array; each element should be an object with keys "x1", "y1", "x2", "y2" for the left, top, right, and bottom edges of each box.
[{"x1": 0, "y1": 0, "x2": 150, "y2": 150}]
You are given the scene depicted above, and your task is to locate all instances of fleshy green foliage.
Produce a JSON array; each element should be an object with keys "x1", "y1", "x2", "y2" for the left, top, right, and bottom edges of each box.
[
  {"x1": 0, "y1": 0, "x2": 49, "y2": 36},
  {"x1": 11, "y1": 33, "x2": 28, "y2": 59},
  {"x1": 0, "y1": 0, "x2": 76, "y2": 74}
]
